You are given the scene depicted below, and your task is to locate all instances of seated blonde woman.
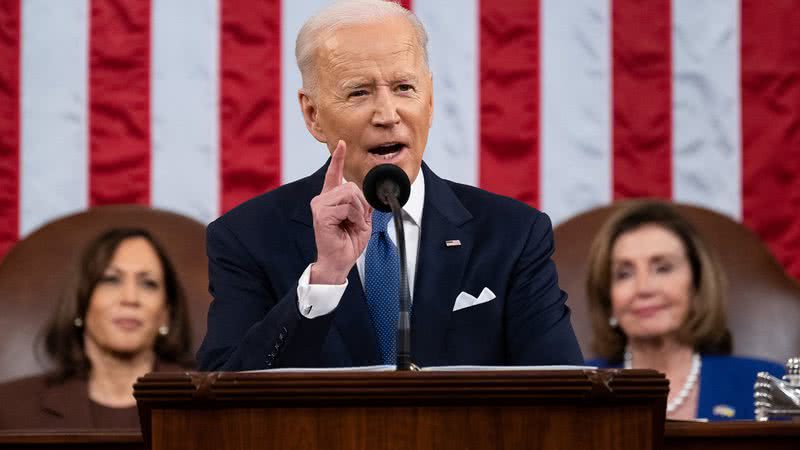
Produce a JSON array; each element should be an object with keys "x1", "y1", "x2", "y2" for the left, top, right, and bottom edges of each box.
[
  {"x1": 585, "y1": 201, "x2": 783, "y2": 421},
  {"x1": 0, "y1": 228, "x2": 194, "y2": 430}
]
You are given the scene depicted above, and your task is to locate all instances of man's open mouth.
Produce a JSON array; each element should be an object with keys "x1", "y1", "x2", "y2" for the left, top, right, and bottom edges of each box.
[{"x1": 368, "y1": 142, "x2": 406, "y2": 160}]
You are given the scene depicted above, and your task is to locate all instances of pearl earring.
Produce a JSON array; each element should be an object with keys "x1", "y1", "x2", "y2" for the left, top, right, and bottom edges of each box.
[
  {"x1": 158, "y1": 325, "x2": 169, "y2": 336},
  {"x1": 73, "y1": 317, "x2": 84, "y2": 328},
  {"x1": 608, "y1": 316, "x2": 618, "y2": 327}
]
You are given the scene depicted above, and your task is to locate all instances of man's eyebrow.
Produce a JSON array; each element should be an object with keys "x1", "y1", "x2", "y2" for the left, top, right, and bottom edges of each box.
[
  {"x1": 340, "y1": 79, "x2": 371, "y2": 90},
  {"x1": 393, "y1": 72, "x2": 419, "y2": 82}
]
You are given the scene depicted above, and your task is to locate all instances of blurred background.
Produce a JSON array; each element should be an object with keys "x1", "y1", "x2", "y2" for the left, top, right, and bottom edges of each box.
[{"x1": 0, "y1": 0, "x2": 798, "y2": 281}]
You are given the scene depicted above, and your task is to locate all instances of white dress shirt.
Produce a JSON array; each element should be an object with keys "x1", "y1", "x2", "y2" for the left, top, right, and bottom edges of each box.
[{"x1": 296, "y1": 172, "x2": 425, "y2": 318}]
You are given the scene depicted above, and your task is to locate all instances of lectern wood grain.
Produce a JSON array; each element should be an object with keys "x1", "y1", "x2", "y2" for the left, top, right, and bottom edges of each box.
[
  {"x1": 135, "y1": 369, "x2": 668, "y2": 450},
  {"x1": 2, "y1": 421, "x2": 798, "y2": 449}
]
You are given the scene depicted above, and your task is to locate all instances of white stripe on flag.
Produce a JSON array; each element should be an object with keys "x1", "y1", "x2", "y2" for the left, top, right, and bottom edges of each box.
[
  {"x1": 540, "y1": 0, "x2": 612, "y2": 225},
  {"x1": 20, "y1": 0, "x2": 89, "y2": 236},
  {"x1": 281, "y1": 0, "x2": 333, "y2": 184},
  {"x1": 152, "y1": 0, "x2": 220, "y2": 224},
  {"x1": 672, "y1": 0, "x2": 742, "y2": 220},
  {"x1": 414, "y1": 0, "x2": 479, "y2": 187}
]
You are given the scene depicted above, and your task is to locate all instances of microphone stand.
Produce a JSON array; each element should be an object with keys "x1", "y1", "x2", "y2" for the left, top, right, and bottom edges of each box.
[{"x1": 381, "y1": 191, "x2": 416, "y2": 371}]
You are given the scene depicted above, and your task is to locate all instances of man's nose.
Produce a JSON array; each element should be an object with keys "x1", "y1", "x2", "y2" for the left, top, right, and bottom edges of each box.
[{"x1": 371, "y1": 88, "x2": 400, "y2": 127}]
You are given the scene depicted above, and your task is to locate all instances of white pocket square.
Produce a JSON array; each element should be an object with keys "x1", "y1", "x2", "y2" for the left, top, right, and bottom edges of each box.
[{"x1": 453, "y1": 287, "x2": 496, "y2": 312}]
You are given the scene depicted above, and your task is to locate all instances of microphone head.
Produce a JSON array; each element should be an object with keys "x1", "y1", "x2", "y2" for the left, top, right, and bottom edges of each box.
[{"x1": 363, "y1": 164, "x2": 411, "y2": 212}]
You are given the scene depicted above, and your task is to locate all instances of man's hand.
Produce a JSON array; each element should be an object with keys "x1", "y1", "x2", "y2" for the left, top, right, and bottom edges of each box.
[{"x1": 310, "y1": 140, "x2": 372, "y2": 284}]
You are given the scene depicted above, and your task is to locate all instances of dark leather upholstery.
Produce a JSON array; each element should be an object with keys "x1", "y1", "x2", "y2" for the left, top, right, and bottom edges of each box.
[
  {"x1": 554, "y1": 201, "x2": 800, "y2": 364},
  {"x1": 0, "y1": 206, "x2": 209, "y2": 383}
]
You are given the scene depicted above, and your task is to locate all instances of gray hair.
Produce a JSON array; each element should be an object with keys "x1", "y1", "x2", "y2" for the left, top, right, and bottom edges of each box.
[{"x1": 295, "y1": 0, "x2": 430, "y2": 95}]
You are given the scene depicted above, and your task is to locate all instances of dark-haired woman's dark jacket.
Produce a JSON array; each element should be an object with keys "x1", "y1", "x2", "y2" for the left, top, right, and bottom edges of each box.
[{"x1": 0, "y1": 362, "x2": 185, "y2": 430}]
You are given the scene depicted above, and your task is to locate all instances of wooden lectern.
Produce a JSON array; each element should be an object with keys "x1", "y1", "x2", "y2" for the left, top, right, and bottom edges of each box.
[{"x1": 134, "y1": 369, "x2": 667, "y2": 450}]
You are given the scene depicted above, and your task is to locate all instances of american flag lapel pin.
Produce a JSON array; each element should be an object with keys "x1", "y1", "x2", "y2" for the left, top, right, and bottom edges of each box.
[{"x1": 445, "y1": 239, "x2": 461, "y2": 247}]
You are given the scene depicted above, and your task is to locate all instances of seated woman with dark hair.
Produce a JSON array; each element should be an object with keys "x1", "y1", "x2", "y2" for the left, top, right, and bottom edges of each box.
[
  {"x1": 585, "y1": 201, "x2": 783, "y2": 421},
  {"x1": 0, "y1": 228, "x2": 194, "y2": 430}
]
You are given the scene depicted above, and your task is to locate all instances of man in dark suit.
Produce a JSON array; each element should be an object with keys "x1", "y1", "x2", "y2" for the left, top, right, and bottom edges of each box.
[{"x1": 197, "y1": 0, "x2": 582, "y2": 371}]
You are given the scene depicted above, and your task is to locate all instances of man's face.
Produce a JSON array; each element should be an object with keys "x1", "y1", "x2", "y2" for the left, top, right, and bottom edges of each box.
[{"x1": 300, "y1": 16, "x2": 433, "y2": 188}]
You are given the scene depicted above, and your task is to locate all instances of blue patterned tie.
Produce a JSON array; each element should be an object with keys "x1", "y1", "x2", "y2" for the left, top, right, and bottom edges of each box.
[{"x1": 364, "y1": 210, "x2": 400, "y2": 365}]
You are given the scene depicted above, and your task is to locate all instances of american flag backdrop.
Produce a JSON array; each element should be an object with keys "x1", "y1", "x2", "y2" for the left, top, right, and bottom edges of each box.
[{"x1": 0, "y1": 0, "x2": 799, "y2": 279}]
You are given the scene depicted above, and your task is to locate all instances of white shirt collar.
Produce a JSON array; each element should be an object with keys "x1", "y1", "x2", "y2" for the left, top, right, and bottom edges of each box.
[{"x1": 402, "y1": 169, "x2": 424, "y2": 227}]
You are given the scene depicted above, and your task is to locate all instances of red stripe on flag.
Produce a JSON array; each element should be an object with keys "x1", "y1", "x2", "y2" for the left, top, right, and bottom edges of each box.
[
  {"x1": 89, "y1": 0, "x2": 151, "y2": 206},
  {"x1": 399, "y1": 0, "x2": 412, "y2": 10},
  {"x1": 219, "y1": 0, "x2": 282, "y2": 214},
  {"x1": 0, "y1": 0, "x2": 20, "y2": 262},
  {"x1": 612, "y1": 0, "x2": 672, "y2": 199},
  {"x1": 741, "y1": 0, "x2": 800, "y2": 280},
  {"x1": 479, "y1": 0, "x2": 540, "y2": 207}
]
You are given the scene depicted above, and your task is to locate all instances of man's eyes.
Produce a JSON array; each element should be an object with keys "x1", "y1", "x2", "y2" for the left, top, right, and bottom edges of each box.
[
  {"x1": 396, "y1": 84, "x2": 415, "y2": 92},
  {"x1": 347, "y1": 84, "x2": 415, "y2": 97},
  {"x1": 349, "y1": 89, "x2": 368, "y2": 98}
]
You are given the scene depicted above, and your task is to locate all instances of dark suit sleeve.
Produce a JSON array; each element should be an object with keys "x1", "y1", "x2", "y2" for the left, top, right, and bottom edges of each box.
[
  {"x1": 504, "y1": 211, "x2": 584, "y2": 365},
  {"x1": 196, "y1": 219, "x2": 334, "y2": 371}
]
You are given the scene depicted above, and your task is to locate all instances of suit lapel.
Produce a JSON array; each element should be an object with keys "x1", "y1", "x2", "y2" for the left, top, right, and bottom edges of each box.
[
  {"x1": 290, "y1": 161, "x2": 380, "y2": 365},
  {"x1": 411, "y1": 164, "x2": 474, "y2": 366},
  {"x1": 333, "y1": 268, "x2": 381, "y2": 365}
]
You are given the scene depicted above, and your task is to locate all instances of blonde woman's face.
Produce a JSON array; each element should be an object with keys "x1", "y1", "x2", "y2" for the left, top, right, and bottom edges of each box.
[
  {"x1": 83, "y1": 237, "x2": 169, "y2": 359},
  {"x1": 609, "y1": 224, "x2": 693, "y2": 341}
]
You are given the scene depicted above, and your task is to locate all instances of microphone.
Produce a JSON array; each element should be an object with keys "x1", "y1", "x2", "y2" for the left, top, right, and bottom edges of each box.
[
  {"x1": 363, "y1": 164, "x2": 411, "y2": 212},
  {"x1": 363, "y1": 164, "x2": 415, "y2": 371}
]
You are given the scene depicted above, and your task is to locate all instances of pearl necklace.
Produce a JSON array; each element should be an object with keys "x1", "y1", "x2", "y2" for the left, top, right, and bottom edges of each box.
[{"x1": 624, "y1": 351, "x2": 701, "y2": 413}]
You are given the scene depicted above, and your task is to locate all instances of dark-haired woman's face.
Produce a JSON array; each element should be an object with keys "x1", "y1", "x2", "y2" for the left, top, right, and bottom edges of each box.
[
  {"x1": 609, "y1": 224, "x2": 693, "y2": 342},
  {"x1": 83, "y1": 237, "x2": 169, "y2": 359}
]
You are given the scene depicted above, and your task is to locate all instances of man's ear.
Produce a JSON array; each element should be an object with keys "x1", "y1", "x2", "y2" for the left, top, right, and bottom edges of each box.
[
  {"x1": 427, "y1": 73, "x2": 434, "y2": 128},
  {"x1": 298, "y1": 89, "x2": 327, "y2": 143}
]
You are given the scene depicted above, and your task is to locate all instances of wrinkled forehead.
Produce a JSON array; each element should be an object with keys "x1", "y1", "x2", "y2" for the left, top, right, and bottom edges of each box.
[{"x1": 316, "y1": 17, "x2": 426, "y2": 72}]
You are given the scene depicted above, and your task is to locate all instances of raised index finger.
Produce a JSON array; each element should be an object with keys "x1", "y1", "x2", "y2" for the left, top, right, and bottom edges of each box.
[{"x1": 322, "y1": 140, "x2": 346, "y2": 193}]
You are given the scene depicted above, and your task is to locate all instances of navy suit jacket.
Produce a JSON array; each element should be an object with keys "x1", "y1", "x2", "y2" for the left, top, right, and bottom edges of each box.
[{"x1": 197, "y1": 162, "x2": 583, "y2": 370}]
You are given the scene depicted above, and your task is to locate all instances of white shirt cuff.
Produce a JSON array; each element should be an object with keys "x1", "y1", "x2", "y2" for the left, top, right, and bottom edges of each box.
[{"x1": 296, "y1": 263, "x2": 348, "y2": 319}]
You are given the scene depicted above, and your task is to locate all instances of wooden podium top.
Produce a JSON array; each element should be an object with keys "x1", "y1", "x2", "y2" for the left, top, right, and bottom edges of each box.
[
  {"x1": 134, "y1": 368, "x2": 667, "y2": 406},
  {"x1": 134, "y1": 369, "x2": 668, "y2": 450}
]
